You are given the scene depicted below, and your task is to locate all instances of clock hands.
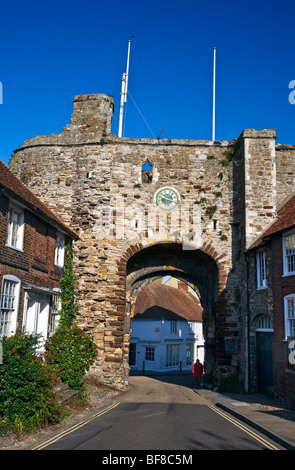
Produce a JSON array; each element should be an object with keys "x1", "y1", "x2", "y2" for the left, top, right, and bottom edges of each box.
[{"x1": 160, "y1": 194, "x2": 175, "y2": 202}]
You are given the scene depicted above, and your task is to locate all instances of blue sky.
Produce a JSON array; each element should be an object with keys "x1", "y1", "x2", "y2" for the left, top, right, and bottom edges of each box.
[{"x1": 0, "y1": 0, "x2": 294, "y2": 166}]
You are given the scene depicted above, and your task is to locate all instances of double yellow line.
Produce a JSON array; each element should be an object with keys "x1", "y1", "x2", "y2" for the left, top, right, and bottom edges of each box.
[
  {"x1": 208, "y1": 404, "x2": 280, "y2": 450},
  {"x1": 32, "y1": 401, "x2": 120, "y2": 450},
  {"x1": 32, "y1": 400, "x2": 280, "y2": 451}
]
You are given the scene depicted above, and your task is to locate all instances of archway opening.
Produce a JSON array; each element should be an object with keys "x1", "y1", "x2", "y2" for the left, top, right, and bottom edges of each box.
[
  {"x1": 124, "y1": 243, "x2": 219, "y2": 382},
  {"x1": 129, "y1": 275, "x2": 204, "y2": 374}
]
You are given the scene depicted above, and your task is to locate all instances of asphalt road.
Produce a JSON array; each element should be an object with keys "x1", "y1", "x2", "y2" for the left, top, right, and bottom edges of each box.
[{"x1": 33, "y1": 374, "x2": 283, "y2": 451}]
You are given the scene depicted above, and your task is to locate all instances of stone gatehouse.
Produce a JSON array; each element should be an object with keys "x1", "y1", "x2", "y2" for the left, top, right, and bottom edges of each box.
[{"x1": 9, "y1": 93, "x2": 295, "y2": 390}]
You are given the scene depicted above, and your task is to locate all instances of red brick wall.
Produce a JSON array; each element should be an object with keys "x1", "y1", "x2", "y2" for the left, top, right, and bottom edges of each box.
[
  {"x1": 0, "y1": 194, "x2": 66, "y2": 330},
  {"x1": 271, "y1": 234, "x2": 295, "y2": 408}
]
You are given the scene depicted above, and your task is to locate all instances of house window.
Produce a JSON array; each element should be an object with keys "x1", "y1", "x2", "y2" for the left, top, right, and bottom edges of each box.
[
  {"x1": 23, "y1": 292, "x2": 50, "y2": 345},
  {"x1": 145, "y1": 346, "x2": 155, "y2": 361},
  {"x1": 283, "y1": 232, "x2": 295, "y2": 275},
  {"x1": 284, "y1": 294, "x2": 295, "y2": 339},
  {"x1": 166, "y1": 344, "x2": 180, "y2": 367},
  {"x1": 186, "y1": 343, "x2": 194, "y2": 366},
  {"x1": 55, "y1": 233, "x2": 65, "y2": 267},
  {"x1": 49, "y1": 293, "x2": 60, "y2": 336},
  {"x1": 6, "y1": 204, "x2": 24, "y2": 250},
  {"x1": 0, "y1": 275, "x2": 20, "y2": 337},
  {"x1": 170, "y1": 320, "x2": 177, "y2": 334},
  {"x1": 287, "y1": 340, "x2": 295, "y2": 371},
  {"x1": 188, "y1": 322, "x2": 196, "y2": 334},
  {"x1": 129, "y1": 343, "x2": 137, "y2": 366},
  {"x1": 256, "y1": 249, "x2": 267, "y2": 288}
]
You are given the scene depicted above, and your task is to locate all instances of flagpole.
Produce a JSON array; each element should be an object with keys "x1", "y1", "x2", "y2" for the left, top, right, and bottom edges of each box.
[
  {"x1": 212, "y1": 47, "x2": 216, "y2": 142},
  {"x1": 118, "y1": 36, "x2": 134, "y2": 137},
  {"x1": 124, "y1": 38, "x2": 132, "y2": 103},
  {"x1": 118, "y1": 73, "x2": 126, "y2": 138}
]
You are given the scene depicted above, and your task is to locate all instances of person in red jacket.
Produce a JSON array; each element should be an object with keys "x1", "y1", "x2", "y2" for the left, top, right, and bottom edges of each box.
[{"x1": 192, "y1": 359, "x2": 204, "y2": 389}]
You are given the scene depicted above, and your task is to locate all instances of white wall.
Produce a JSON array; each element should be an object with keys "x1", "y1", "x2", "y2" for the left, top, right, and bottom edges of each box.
[{"x1": 130, "y1": 318, "x2": 204, "y2": 372}]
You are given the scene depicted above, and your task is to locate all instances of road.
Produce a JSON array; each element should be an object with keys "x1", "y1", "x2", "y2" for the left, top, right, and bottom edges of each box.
[{"x1": 33, "y1": 374, "x2": 283, "y2": 451}]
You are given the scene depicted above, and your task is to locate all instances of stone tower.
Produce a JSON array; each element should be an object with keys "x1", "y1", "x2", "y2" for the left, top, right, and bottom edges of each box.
[{"x1": 9, "y1": 94, "x2": 295, "y2": 390}]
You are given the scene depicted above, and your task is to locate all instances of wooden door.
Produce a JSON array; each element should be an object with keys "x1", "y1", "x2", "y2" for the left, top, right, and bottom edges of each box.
[{"x1": 256, "y1": 332, "x2": 274, "y2": 397}]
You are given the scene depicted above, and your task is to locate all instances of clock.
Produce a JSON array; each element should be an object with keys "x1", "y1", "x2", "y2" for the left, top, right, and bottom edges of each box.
[{"x1": 155, "y1": 187, "x2": 179, "y2": 210}]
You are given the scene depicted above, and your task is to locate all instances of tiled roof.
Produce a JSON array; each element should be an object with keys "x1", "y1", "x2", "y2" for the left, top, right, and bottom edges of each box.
[
  {"x1": 262, "y1": 194, "x2": 295, "y2": 237},
  {"x1": 0, "y1": 161, "x2": 78, "y2": 238},
  {"x1": 247, "y1": 193, "x2": 295, "y2": 251},
  {"x1": 134, "y1": 282, "x2": 203, "y2": 322}
]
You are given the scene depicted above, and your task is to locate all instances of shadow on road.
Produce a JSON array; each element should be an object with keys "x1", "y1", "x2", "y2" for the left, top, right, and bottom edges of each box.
[{"x1": 129, "y1": 370, "x2": 197, "y2": 390}]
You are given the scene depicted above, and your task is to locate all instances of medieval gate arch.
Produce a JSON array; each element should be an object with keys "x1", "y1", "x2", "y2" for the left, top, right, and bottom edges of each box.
[
  {"x1": 124, "y1": 242, "x2": 220, "y2": 379},
  {"x1": 9, "y1": 93, "x2": 293, "y2": 390}
]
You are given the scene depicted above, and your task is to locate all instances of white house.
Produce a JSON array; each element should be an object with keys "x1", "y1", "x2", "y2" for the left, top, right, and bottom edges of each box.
[{"x1": 129, "y1": 280, "x2": 204, "y2": 373}]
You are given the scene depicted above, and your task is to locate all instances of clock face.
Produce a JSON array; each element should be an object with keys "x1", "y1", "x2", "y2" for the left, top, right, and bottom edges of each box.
[{"x1": 156, "y1": 188, "x2": 179, "y2": 210}]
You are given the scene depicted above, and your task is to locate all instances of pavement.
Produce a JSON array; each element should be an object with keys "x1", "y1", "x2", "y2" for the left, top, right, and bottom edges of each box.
[{"x1": 195, "y1": 387, "x2": 295, "y2": 450}]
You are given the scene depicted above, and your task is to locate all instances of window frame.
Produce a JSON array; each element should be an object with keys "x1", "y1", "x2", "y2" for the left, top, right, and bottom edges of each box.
[
  {"x1": 283, "y1": 230, "x2": 295, "y2": 276},
  {"x1": 145, "y1": 346, "x2": 155, "y2": 362},
  {"x1": 49, "y1": 290, "x2": 61, "y2": 336},
  {"x1": 170, "y1": 320, "x2": 177, "y2": 335},
  {"x1": 188, "y1": 322, "x2": 197, "y2": 334},
  {"x1": 129, "y1": 343, "x2": 137, "y2": 366},
  {"x1": 0, "y1": 275, "x2": 21, "y2": 338},
  {"x1": 55, "y1": 232, "x2": 65, "y2": 267},
  {"x1": 6, "y1": 202, "x2": 24, "y2": 251},
  {"x1": 186, "y1": 343, "x2": 194, "y2": 366},
  {"x1": 284, "y1": 294, "x2": 295, "y2": 340},
  {"x1": 255, "y1": 314, "x2": 273, "y2": 332},
  {"x1": 22, "y1": 291, "x2": 50, "y2": 343},
  {"x1": 166, "y1": 343, "x2": 180, "y2": 367},
  {"x1": 256, "y1": 248, "x2": 267, "y2": 289}
]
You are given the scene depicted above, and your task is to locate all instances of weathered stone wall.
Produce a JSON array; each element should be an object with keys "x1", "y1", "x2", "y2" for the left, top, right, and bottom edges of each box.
[
  {"x1": 242, "y1": 129, "x2": 277, "y2": 248},
  {"x1": 246, "y1": 244, "x2": 273, "y2": 392},
  {"x1": 275, "y1": 145, "x2": 295, "y2": 206},
  {"x1": 9, "y1": 93, "x2": 295, "y2": 390}
]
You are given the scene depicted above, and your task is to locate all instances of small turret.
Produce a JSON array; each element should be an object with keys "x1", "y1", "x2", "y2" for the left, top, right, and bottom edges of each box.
[{"x1": 71, "y1": 94, "x2": 114, "y2": 136}]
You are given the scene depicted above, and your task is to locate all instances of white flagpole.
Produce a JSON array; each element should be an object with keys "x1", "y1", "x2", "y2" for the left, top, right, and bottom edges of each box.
[
  {"x1": 118, "y1": 73, "x2": 126, "y2": 138},
  {"x1": 212, "y1": 47, "x2": 216, "y2": 142},
  {"x1": 118, "y1": 36, "x2": 134, "y2": 137},
  {"x1": 124, "y1": 38, "x2": 132, "y2": 103}
]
